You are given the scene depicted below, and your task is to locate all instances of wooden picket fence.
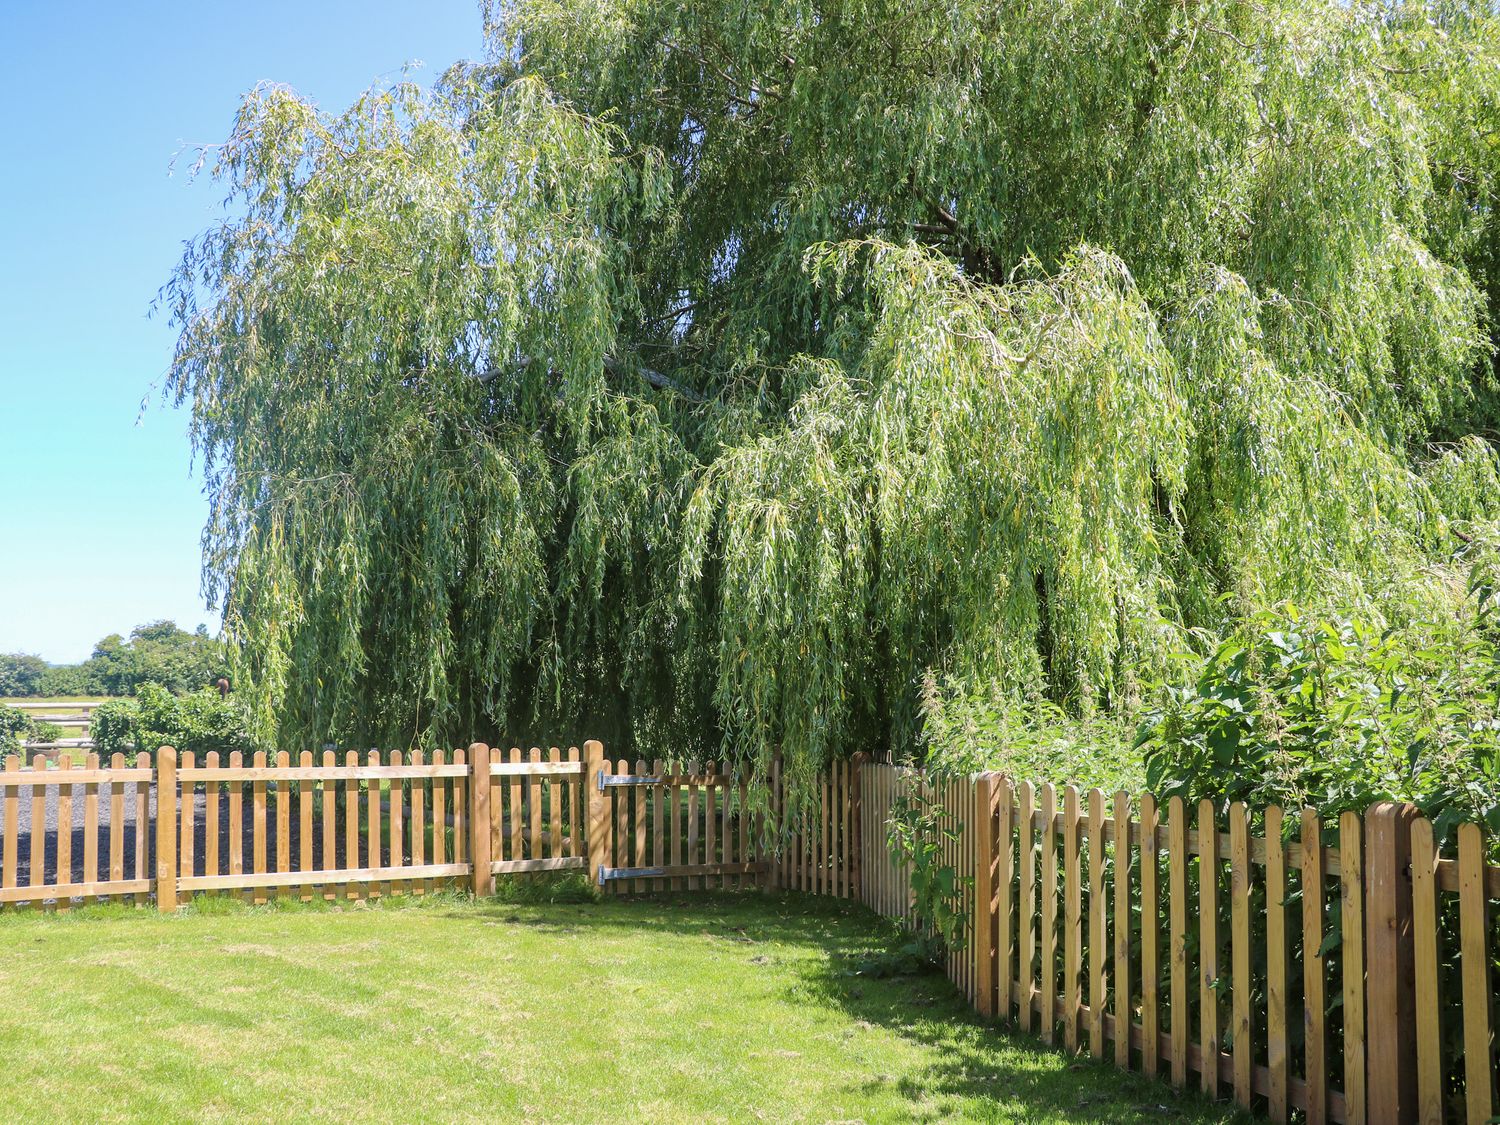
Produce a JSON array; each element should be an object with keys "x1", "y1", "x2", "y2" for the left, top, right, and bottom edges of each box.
[
  {"x1": 850, "y1": 760, "x2": 1500, "y2": 1125},
  {"x1": 0, "y1": 742, "x2": 858, "y2": 909},
  {"x1": 6, "y1": 741, "x2": 1495, "y2": 1124}
]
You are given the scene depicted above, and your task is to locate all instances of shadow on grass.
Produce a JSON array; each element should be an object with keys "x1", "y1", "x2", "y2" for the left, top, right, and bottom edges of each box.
[
  {"x1": 0, "y1": 886, "x2": 1244, "y2": 1123},
  {"x1": 445, "y1": 890, "x2": 1247, "y2": 1124}
]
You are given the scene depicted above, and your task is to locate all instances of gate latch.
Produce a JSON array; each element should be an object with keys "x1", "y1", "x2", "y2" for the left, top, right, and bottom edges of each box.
[
  {"x1": 597, "y1": 866, "x2": 666, "y2": 886},
  {"x1": 598, "y1": 774, "x2": 661, "y2": 791}
]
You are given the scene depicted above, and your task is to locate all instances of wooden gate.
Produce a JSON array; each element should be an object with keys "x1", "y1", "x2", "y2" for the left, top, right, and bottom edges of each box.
[{"x1": 582, "y1": 743, "x2": 769, "y2": 893}]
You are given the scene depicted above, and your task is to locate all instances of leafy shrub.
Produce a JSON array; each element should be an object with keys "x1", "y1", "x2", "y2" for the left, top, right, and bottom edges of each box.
[
  {"x1": 90, "y1": 700, "x2": 140, "y2": 758},
  {"x1": 0, "y1": 706, "x2": 34, "y2": 754},
  {"x1": 91, "y1": 684, "x2": 252, "y2": 761},
  {"x1": 0, "y1": 654, "x2": 47, "y2": 698},
  {"x1": 1136, "y1": 587, "x2": 1500, "y2": 849},
  {"x1": 0, "y1": 707, "x2": 64, "y2": 753},
  {"x1": 919, "y1": 673, "x2": 1143, "y2": 793}
]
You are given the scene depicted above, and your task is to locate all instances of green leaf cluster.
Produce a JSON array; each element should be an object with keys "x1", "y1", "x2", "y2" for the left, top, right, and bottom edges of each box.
[
  {"x1": 92, "y1": 684, "x2": 253, "y2": 763},
  {"x1": 165, "y1": 2, "x2": 1500, "y2": 789}
]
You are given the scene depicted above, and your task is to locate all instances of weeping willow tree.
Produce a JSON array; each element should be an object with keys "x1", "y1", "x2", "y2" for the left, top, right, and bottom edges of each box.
[{"x1": 166, "y1": 0, "x2": 1500, "y2": 784}]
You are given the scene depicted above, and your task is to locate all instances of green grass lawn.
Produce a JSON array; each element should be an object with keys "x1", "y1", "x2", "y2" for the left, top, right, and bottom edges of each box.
[{"x1": 0, "y1": 891, "x2": 1245, "y2": 1124}]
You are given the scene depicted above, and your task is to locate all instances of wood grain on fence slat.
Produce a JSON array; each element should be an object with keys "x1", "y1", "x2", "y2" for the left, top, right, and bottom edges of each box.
[
  {"x1": 1040, "y1": 783, "x2": 1058, "y2": 1046},
  {"x1": 3, "y1": 757, "x2": 17, "y2": 903},
  {"x1": 453, "y1": 747, "x2": 468, "y2": 868},
  {"x1": 722, "y1": 761, "x2": 735, "y2": 891},
  {"x1": 431, "y1": 750, "x2": 447, "y2": 878},
  {"x1": 687, "y1": 761, "x2": 701, "y2": 893},
  {"x1": 840, "y1": 758, "x2": 851, "y2": 898},
  {"x1": 365, "y1": 750, "x2": 381, "y2": 898},
  {"x1": 391, "y1": 750, "x2": 408, "y2": 895},
  {"x1": 1140, "y1": 793, "x2": 1159, "y2": 1080},
  {"x1": 548, "y1": 747, "x2": 563, "y2": 864},
  {"x1": 298, "y1": 750, "x2": 314, "y2": 899},
  {"x1": 1112, "y1": 791, "x2": 1131, "y2": 1069},
  {"x1": 155, "y1": 749, "x2": 176, "y2": 912},
  {"x1": 974, "y1": 773, "x2": 997, "y2": 1018},
  {"x1": 1230, "y1": 802, "x2": 1252, "y2": 1108},
  {"x1": 204, "y1": 751, "x2": 220, "y2": 882},
  {"x1": 29, "y1": 755, "x2": 43, "y2": 897},
  {"x1": 56, "y1": 757, "x2": 72, "y2": 910},
  {"x1": 179, "y1": 751, "x2": 195, "y2": 897},
  {"x1": 1169, "y1": 796, "x2": 1189, "y2": 1088},
  {"x1": 637, "y1": 757, "x2": 651, "y2": 889},
  {"x1": 1064, "y1": 786, "x2": 1082, "y2": 1052},
  {"x1": 83, "y1": 752, "x2": 100, "y2": 903},
  {"x1": 1018, "y1": 781, "x2": 1036, "y2": 1034},
  {"x1": 996, "y1": 778, "x2": 1015, "y2": 1023},
  {"x1": 133, "y1": 755, "x2": 147, "y2": 897},
  {"x1": 1303, "y1": 808, "x2": 1328, "y2": 1125},
  {"x1": 569, "y1": 746, "x2": 583, "y2": 861},
  {"x1": 703, "y1": 760, "x2": 717, "y2": 895},
  {"x1": 1410, "y1": 816, "x2": 1442, "y2": 1125},
  {"x1": 1265, "y1": 805, "x2": 1290, "y2": 1122},
  {"x1": 1339, "y1": 810, "x2": 1365, "y2": 1125},
  {"x1": 410, "y1": 749, "x2": 426, "y2": 894},
  {"x1": 274, "y1": 751, "x2": 291, "y2": 900},
  {"x1": 229, "y1": 750, "x2": 245, "y2": 888},
  {"x1": 612, "y1": 757, "x2": 628, "y2": 893},
  {"x1": 1088, "y1": 788, "x2": 1106, "y2": 1058},
  {"x1": 1199, "y1": 799, "x2": 1220, "y2": 1098},
  {"x1": 252, "y1": 750, "x2": 268, "y2": 905},
  {"x1": 343, "y1": 751, "x2": 359, "y2": 897},
  {"x1": 110, "y1": 752, "x2": 126, "y2": 892},
  {"x1": 529, "y1": 748, "x2": 544, "y2": 865},
  {"x1": 506, "y1": 747, "x2": 521, "y2": 865},
  {"x1": 670, "y1": 764, "x2": 683, "y2": 894},
  {"x1": 1458, "y1": 822, "x2": 1494, "y2": 1125},
  {"x1": 652, "y1": 758, "x2": 666, "y2": 883},
  {"x1": 320, "y1": 750, "x2": 335, "y2": 897}
]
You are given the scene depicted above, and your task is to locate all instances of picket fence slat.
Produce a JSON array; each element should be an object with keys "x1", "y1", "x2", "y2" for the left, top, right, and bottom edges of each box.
[
  {"x1": 1266, "y1": 805, "x2": 1290, "y2": 1123},
  {"x1": 1169, "y1": 796, "x2": 1189, "y2": 1088},
  {"x1": 1340, "y1": 811, "x2": 1366, "y2": 1125},
  {"x1": 1303, "y1": 808, "x2": 1328, "y2": 1125},
  {"x1": 1411, "y1": 815, "x2": 1443, "y2": 1125},
  {"x1": 1230, "y1": 802, "x2": 1252, "y2": 1109},
  {"x1": 1112, "y1": 791, "x2": 1130, "y2": 1070},
  {"x1": 1458, "y1": 822, "x2": 1495, "y2": 1125}
]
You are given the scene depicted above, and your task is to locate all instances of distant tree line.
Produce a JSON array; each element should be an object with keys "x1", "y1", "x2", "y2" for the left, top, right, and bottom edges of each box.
[{"x1": 0, "y1": 621, "x2": 228, "y2": 698}]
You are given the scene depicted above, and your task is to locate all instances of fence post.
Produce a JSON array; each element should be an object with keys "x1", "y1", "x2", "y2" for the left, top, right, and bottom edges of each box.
[
  {"x1": 585, "y1": 741, "x2": 607, "y2": 888},
  {"x1": 1365, "y1": 801, "x2": 1418, "y2": 1124},
  {"x1": 468, "y1": 744, "x2": 492, "y2": 898},
  {"x1": 849, "y1": 752, "x2": 867, "y2": 903},
  {"x1": 155, "y1": 746, "x2": 177, "y2": 912},
  {"x1": 974, "y1": 771, "x2": 998, "y2": 1018}
]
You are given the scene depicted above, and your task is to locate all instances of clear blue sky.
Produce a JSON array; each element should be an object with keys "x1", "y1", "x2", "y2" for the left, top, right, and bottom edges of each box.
[{"x1": 0, "y1": 2, "x2": 481, "y2": 663}]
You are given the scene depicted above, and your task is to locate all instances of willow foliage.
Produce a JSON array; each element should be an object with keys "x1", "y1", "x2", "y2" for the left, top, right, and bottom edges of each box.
[{"x1": 167, "y1": 1, "x2": 1500, "y2": 784}]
